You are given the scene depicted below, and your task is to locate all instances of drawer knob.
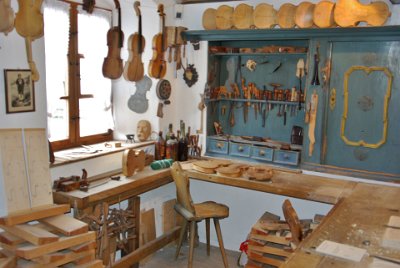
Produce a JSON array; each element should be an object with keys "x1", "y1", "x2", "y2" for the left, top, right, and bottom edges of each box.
[
  {"x1": 238, "y1": 146, "x2": 244, "y2": 152},
  {"x1": 283, "y1": 154, "x2": 290, "y2": 160},
  {"x1": 259, "y1": 150, "x2": 265, "y2": 156},
  {"x1": 216, "y1": 142, "x2": 224, "y2": 149}
]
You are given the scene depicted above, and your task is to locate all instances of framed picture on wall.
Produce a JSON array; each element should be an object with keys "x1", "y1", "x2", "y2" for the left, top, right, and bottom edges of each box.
[{"x1": 4, "y1": 69, "x2": 35, "y2": 113}]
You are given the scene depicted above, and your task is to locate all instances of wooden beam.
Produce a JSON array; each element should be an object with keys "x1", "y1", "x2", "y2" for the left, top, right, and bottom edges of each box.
[
  {"x1": 0, "y1": 224, "x2": 59, "y2": 246},
  {"x1": 112, "y1": 226, "x2": 180, "y2": 268},
  {"x1": 39, "y1": 214, "x2": 88, "y2": 236},
  {"x1": 0, "y1": 204, "x2": 70, "y2": 226}
]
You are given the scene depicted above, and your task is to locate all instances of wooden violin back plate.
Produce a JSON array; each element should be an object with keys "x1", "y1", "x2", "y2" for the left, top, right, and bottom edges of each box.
[
  {"x1": 0, "y1": 0, "x2": 15, "y2": 35},
  {"x1": 253, "y1": 3, "x2": 277, "y2": 29},
  {"x1": 277, "y1": 3, "x2": 297, "y2": 29},
  {"x1": 215, "y1": 5, "x2": 233, "y2": 30},
  {"x1": 15, "y1": 0, "x2": 43, "y2": 40},
  {"x1": 313, "y1": 1, "x2": 335, "y2": 28},
  {"x1": 295, "y1": 2, "x2": 315, "y2": 28},
  {"x1": 233, "y1": 3, "x2": 254, "y2": 30},
  {"x1": 334, "y1": 0, "x2": 391, "y2": 27},
  {"x1": 202, "y1": 8, "x2": 216, "y2": 30}
]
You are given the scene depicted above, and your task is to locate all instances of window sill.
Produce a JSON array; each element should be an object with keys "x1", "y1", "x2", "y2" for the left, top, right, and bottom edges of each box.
[{"x1": 51, "y1": 140, "x2": 155, "y2": 167}]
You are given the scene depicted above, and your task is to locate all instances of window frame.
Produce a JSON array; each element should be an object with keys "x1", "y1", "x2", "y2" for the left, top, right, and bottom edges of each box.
[{"x1": 47, "y1": 2, "x2": 113, "y2": 152}]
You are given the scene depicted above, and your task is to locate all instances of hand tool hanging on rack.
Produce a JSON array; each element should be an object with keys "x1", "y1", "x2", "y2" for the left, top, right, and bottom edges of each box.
[
  {"x1": 241, "y1": 78, "x2": 251, "y2": 123},
  {"x1": 262, "y1": 85, "x2": 269, "y2": 127},
  {"x1": 311, "y1": 43, "x2": 320, "y2": 86},
  {"x1": 296, "y1": 59, "x2": 305, "y2": 110}
]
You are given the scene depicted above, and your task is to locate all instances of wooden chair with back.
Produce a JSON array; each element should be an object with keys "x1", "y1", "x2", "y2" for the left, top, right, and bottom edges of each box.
[{"x1": 170, "y1": 162, "x2": 230, "y2": 268}]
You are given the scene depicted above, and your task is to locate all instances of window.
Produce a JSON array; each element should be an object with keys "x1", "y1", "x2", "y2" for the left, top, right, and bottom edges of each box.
[{"x1": 44, "y1": 1, "x2": 114, "y2": 151}]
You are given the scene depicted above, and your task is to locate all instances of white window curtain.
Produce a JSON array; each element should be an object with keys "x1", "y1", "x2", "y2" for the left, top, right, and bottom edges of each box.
[{"x1": 44, "y1": 0, "x2": 114, "y2": 141}]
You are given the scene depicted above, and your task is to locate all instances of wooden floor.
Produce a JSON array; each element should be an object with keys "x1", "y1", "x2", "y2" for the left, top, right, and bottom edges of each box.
[{"x1": 139, "y1": 242, "x2": 241, "y2": 268}]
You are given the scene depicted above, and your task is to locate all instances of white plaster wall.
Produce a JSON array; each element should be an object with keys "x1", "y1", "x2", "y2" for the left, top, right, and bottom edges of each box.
[{"x1": 0, "y1": 1, "x2": 47, "y2": 129}]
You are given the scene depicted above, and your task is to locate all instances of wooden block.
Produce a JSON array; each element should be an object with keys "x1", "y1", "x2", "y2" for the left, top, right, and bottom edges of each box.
[
  {"x1": 162, "y1": 199, "x2": 182, "y2": 234},
  {"x1": 15, "y1": 231, "x2": 96, "y2": 260},
  {"x1": 0, "y1": 231, "x2": 24, "y2": 246},
  {"x1": 122, "y1": 149, "x2": 145, "y2": 177},
  {"x1": 247, "y1": 250, "x2": 284, "y2": 267},
  {"x1": 18, "y1": 249, "x2": 95, "y2": 268},
  {"x1": 387, "y1": 215, "x2": 400, "y2": 228},
  {"x1": 0, "y1": 254, "x2": 17, "y2": 268},
  {"x1": 0, "y1": 129, "x2": 31, "y2": 216},
  {"x1": 39, "y1": 214, "x2": 88, "y2": 236},
  {"x1": 23, "y1": 129, "x2": 54, "y2": 208},
  {"x1": 70, "y1": 241, "x2": 97, "y2": 253},
  {"x1": 382, "y1": 227, "x2": 400, "y2": 250},
  {"x1": 1, "y1": 223, "x2": 59, "y2": 245},
  {"x1": 140, "y1": 208, "x2": 156, "y2": 246},
  {"x1": 0, "y1": 204, "x2": 70, "y2": 226},
  {"x1": 249, "y1": 233, "x2": 290, "y2": 246},
  {"x1": 282, "y1": 199, "x2": 302, "y2": 245},
  {"x1": 73, "y1": 251, "x2": 95, "y2": 265},
  {"x1": 248, "y1": 244, "x2": 292, "y2": 257},
  {"x1": 74, "y1": 259, "x2": 104, "y2": 268}
]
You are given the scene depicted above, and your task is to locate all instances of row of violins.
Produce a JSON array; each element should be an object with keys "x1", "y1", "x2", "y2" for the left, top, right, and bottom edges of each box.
[
  {"x1": 0, "y1": 0, "x2": 43, "y2": 81},
  {"x1": 0, "y1": 0, "x2": 171, "y2": 83},
  {"x1": 103, "y1": 1, "x2": 169, "y2": 82}
]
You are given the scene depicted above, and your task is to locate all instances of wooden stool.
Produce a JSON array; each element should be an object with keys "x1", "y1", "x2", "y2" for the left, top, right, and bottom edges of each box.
[{"x1": 170, "y1": 162, "x2": 229, "y2": 268}]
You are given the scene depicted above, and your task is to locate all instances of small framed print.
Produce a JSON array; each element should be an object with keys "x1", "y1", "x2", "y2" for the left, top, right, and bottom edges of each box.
[{"x1": 4, "y1": 69, "x2": 35, "y2": 113}]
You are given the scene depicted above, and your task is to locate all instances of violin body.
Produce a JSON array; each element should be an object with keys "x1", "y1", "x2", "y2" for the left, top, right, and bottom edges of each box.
[
  {"x1": 15, "y1": 0, "x2": 43, "y2": 40},
  {"x1": 15, "y1": 0, "x2": 43, "y2": 81},
  {"x1": 102, "y1": 0, "x2": 124, "y2": 80},
  {"x1": 148, "y1": 33, "x2": 167, "y2": 79},
  {"x1": 334, "y1": 0, "x2": 390, "y2": 27},
  {"x1": 148, "y1": 4, "x2": 167, "y2": 79},
  {"x1": 128, "y1": 75, "x2": 152, "y2": 113},
  {"x1": 0, "y1": 0, "x2": 15, "y2": 35},
  {"x1": 123, "y1": 1, "x2": 145, "y2": 82},
  {"x1": 102, "y1": 27, "x2": 124, "y2": 79}
]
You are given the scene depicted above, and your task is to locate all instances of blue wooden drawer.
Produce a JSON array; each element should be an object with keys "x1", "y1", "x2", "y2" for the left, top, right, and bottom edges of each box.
[
  {"x1": 273, "y1": 150, "x2": 300, "y2": 166},
  {"x1": 229, "y1": 142, "x2": 251, "y2": 157},
  {"x1": 251, "y1": 146, "x2": 273, "y2": 161},
  {"x1": 207, "y1": 139, "x2": 229, "y2": 154}
]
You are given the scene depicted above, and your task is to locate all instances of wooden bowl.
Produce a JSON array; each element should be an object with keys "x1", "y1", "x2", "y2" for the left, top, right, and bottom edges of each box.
[
  {"x1": 313, "y1": 1, "x2": 336, "y2": 28},
  {"x1": 216, "y1": 166, "x2": 242, "y2": 178},
  {"x1": 202, "y1": 8, "x2": 217, "y2": 30},
  {"x1": 245, "y1": 166, "x2": 274, "y2": 182},
  {"x1": 277, "y1": 3, "x2": 297, "y2": 29},
  {"x1": 233, "y1": 3, "x2": 254, "y2": 29},
  {"x1": 253, "y1": 3, "x2": 277, "y2": 29},
  {"x1": 192, "y1": 160, "x2": 219, "y2": 174},
  {"x1": 215, "y1": 5, "x2": 234, "y2": 30},
  {"x1": 295, "y1": 2, "x2": 315, "y2": 28}
]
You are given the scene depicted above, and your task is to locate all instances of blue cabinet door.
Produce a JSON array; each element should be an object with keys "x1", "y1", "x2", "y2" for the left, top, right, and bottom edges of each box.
[{"x1": 324, "y1": 41, "x2": 400, "y2": 176}]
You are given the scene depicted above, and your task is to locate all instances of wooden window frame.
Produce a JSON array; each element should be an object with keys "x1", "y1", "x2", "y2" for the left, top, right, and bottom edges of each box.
[{"x1": 50, "y1": 3, "x2": 113, "y2": 152}]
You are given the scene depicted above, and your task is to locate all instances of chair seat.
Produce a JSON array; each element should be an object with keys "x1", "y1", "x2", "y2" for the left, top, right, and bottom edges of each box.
[{"x1": 193, "y1": 201, "x2": 229, "y2": 220}]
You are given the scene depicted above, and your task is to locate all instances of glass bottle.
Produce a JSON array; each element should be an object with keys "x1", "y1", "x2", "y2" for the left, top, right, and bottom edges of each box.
[
  {"x1": 178, "y1": 120, "x2": 188, "y2": 161},
  {"x1": 166, "y1": 133, "x2": 178, "y2": 161},
  {"x1": 155, "y1": 131, "x2": 166, "y2": 160}
]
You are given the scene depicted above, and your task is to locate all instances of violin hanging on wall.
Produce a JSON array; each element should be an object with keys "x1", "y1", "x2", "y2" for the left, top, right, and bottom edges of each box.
[
  {"x1": 102, "y1": 0, "x2": 124, "y2": 79},
  {"x1": 0, "y1": 0, "x2": 15, "y2": 35},
  {"x1": 15, "y1": 0, "x2": 43, "y2": 81},
  {"x1": 148, "y1": 4, "x2": 167, "y2": 79},
  {"x1": 123, "y1": 1, "x2": 145, "y2": 82}
]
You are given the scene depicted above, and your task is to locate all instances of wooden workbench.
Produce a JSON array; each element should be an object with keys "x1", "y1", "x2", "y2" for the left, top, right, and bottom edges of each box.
[
  {"x1": 183, "y1": 162, "x2": 400, "y2": 267},
  {"x1": 53, "y1": 167, "x2": 172, "y2": 209},
  {"x1": 53, "y1": 160, "x2": 400, "y2": 267}
]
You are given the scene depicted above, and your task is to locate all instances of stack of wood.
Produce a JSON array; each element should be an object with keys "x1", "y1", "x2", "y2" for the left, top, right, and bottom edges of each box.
[
  {"x1": 245, "y1": 200, "x2": 323, "y2": 268},
  {"x1": 0, "y1": 205, "x2": 103, "y2": 267}
]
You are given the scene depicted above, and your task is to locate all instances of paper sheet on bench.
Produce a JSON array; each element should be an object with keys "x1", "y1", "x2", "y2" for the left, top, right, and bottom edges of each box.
[{"x1": 315, "y1": 240, "x2": 366, "y2": 262}]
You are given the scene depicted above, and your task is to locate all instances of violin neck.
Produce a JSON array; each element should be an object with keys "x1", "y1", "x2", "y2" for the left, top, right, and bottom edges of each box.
[
  {"x1": 117, "y1": 5, "x2": 122, "y2": 48},
  {"x1": 161, "y1": 13, "x2": 165, "y2": 51},
  {"x1": 138, "y1": 13, "x2": 142, "y2": 53}
]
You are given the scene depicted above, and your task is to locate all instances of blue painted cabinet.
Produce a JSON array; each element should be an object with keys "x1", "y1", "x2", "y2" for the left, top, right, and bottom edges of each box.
[{"x1": 184, "y1": 27, "x2": 400, "y2": 181}]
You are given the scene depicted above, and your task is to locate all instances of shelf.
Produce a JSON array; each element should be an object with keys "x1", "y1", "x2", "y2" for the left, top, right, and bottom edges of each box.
[
  {"x1": 206, "y1": 98, "x2": 303, "y2": 106},
  {"x1": 210, "y1": 52, "x2": 307, "y2": 56},
  {"x1": 183, "y1": 26, "x2": 400, "y2": 42}
]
